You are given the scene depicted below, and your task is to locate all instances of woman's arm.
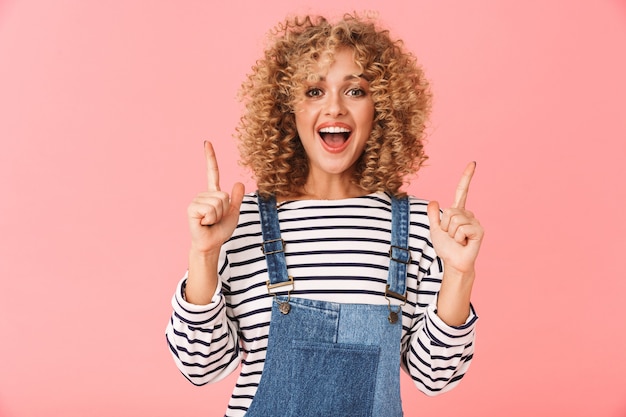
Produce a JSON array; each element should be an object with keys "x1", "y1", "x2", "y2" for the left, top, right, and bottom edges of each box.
[
  {"x1": 165, "y1": 274, "x2": 241, "y2": 385},
  {"x1": 402, "y1": 260, "x2": 478, "y2": 395}
]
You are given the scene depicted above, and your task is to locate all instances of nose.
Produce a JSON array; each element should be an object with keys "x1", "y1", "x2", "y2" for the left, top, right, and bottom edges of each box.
[{"x1": 323, "y1": 92, "x2": 346, "y2": 117}]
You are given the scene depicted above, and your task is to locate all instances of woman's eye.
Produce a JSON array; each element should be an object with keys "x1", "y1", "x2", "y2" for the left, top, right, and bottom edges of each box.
[
  {"x1": 347, "y1": 88, "x2": 366, "y2": 97},
  {"x1": 305, "y1": 88, "x2": 323, "y2": 97}
]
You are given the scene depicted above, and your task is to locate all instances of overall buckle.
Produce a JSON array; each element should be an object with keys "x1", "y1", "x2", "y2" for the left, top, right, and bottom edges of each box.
[
  {"x1": 266, "y1": 276, "x2": 294, "y2": 315},
  {"x1": 385, "y1": 285, "x2": 407, "y2": 324}
]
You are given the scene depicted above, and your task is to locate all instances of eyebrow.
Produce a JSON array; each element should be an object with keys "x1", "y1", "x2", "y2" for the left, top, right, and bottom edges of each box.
[{"x1": 316, "y1": 74, "x2": 366, "y2": 82}]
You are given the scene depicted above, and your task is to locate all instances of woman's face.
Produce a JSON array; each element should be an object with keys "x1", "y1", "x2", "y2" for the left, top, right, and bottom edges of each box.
[{"x1": 294, "y1": 48, "x2": 375, "y2": 182}]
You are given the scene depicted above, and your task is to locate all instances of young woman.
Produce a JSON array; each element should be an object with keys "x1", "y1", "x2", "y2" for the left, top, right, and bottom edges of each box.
[{"x1": 166, "y1": 13, "x2": 484, "y2": 417}]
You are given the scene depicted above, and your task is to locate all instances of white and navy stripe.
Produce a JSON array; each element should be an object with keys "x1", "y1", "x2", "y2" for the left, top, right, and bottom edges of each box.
[{"x1": 166, "y1": 192, "x2": 478, "y2": 416}]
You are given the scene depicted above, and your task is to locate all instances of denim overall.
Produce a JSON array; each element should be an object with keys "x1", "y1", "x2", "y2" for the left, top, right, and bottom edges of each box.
[{"x1": 244, "y1": 194, "x2": 410, "y2": 417}]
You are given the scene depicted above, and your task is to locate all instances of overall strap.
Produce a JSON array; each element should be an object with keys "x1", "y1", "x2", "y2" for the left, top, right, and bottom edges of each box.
[
  {"x1": 387, "y1": 195, "x2": 410, "y2": 302},
  {"x1": 257, "y1": 194, "x2": 293, "y2": 293}
]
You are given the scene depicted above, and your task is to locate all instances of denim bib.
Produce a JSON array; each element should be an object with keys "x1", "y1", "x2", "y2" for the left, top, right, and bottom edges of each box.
[{"x1": 244, "y1": 194, "x2": 410, "y2": 417}]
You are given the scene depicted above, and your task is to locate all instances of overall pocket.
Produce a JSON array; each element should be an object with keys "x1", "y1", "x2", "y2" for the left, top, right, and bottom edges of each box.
[{"x1": 288, "y1": 340, "x2": 380, "y2": 417}]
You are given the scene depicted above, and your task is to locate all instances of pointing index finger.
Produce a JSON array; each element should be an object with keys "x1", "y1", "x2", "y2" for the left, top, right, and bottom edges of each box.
[
  {"x1": 452, "y1": 161, "x2": 476, "y2": 209},
  {"x1": 204, "y1": 141, "x2": 221, "y2": 192}
]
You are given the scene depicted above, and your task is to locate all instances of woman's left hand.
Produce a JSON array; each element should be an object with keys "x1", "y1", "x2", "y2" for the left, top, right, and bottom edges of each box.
[{"x1": 427, "y1": 162, "x2": 484, "y2": 276}]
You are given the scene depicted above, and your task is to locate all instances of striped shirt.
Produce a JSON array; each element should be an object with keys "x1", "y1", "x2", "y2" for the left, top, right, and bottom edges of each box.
[{"x1": 166, "y1": 192, "x2": 478, "y2": 416}]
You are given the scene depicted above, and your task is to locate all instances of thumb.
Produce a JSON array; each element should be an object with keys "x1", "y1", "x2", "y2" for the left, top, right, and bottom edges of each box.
[
  {"x1": 427, "y1": 200, "x2": 441, "y2": 229},
  {"x1": 230, "y1": 182, "x2": 245, "y2": 213}
]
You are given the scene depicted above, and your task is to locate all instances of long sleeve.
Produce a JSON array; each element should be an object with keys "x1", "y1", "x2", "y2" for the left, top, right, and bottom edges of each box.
[
  {"x1": 401, "y1": 258, "x2": 478, "y2": 395},
  {"x1": 165, "y1": 275, "x2": 242, "y2": 385}
]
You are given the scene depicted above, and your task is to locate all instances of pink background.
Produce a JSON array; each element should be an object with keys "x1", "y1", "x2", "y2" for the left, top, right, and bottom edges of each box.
[{"x1": 1, "y1": 1, "x2": 625, "y2": 416}]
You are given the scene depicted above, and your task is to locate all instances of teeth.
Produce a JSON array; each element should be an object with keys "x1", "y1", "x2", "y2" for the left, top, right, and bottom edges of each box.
[{"x1": 318, "y1": 126, "x2": 351, "y2": 133}]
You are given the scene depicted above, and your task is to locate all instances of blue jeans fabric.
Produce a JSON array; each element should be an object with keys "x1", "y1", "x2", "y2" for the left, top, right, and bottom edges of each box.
[{"x1": 245, "y1": 194, "x2": 409, "y2": 417}]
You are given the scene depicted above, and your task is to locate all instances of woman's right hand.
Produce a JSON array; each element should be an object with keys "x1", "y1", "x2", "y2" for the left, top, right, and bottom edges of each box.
[
  {"x1": 184, "y1": 141, "x2": 244, "y2": 305},
  {"x1": 187, "y1": 141, "x2": 245, "y2": 255}
]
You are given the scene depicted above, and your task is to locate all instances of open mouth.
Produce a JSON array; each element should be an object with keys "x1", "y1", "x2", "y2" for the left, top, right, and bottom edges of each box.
[{"x1": 318, "y1": 126, "x2": 351, "y2": 149}]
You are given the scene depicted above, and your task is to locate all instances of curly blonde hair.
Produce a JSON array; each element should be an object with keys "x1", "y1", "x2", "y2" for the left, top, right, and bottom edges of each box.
[{"x1": 236, "y1": 13, "x2": 432, "y2": 198}]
